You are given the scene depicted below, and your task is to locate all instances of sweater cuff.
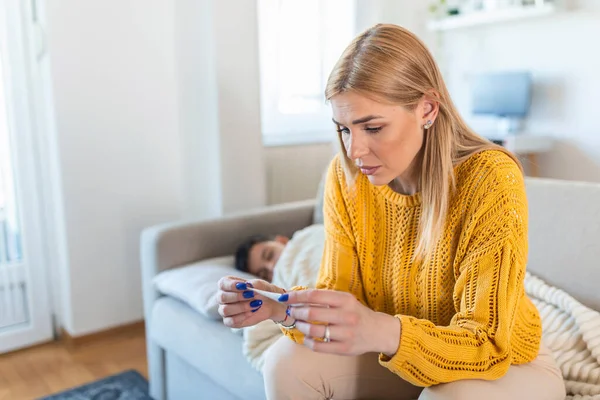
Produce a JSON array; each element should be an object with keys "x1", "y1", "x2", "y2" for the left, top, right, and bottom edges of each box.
[
  {"x1": 378, "y1": 315, "x2": 418, "y2": 374},
  {"x1": 290, "y1": 285, "x2": 308, "y2": 292},
  {"x1": 280, "y1": 327, "x2": 305, "y2": 344}
]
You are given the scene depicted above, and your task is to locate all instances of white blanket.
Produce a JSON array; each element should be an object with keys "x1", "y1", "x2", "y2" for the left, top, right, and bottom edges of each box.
[
  {"x1": 525, "y1": 273, "x2": 600, "y2": 400},
  {"x1": 242, "y1": 224, "x2": 324, "y2": 372},
  {"x1": 241, "y1": 226, "x2": 600, "y2": 399}
]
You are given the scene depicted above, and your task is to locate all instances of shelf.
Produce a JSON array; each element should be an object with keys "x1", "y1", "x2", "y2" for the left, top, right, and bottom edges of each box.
[{"x1": 427, "y1": 3, "x2": 558, "y2": 31}]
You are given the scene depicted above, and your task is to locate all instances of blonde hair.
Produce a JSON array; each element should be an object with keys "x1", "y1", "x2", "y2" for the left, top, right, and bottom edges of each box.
[{"x1": 325, "y1": 24, "x2": 520, "y2": 262}]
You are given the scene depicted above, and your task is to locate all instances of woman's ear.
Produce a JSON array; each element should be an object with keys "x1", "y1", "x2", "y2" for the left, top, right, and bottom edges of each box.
[{"x1": 420, "y1": 92, "x2": 440, "y2": 126}]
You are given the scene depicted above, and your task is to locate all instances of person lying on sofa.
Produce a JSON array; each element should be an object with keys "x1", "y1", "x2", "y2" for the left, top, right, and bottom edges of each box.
[
  {"x1": 216, "y1": 23, "x2": 566, "y2": 400},
  {"x1": 231, "y1": 227, "x2": 324, "y2": 306},
  {"x1": 233, "y1": 234, "x2": 290, "y2": 283}
]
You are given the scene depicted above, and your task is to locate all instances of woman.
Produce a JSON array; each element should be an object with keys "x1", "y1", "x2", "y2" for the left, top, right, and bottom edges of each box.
[{"x1": 217, "y1": 24, "x2": 566, "y2": 399}]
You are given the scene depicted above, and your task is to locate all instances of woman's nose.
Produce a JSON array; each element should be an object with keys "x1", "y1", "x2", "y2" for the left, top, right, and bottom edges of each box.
[{"x1": 347, "y1": 132, "x2": 368, "y2": 160}]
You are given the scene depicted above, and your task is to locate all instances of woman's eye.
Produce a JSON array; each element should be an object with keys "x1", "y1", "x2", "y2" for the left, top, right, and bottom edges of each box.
[
  {"x1": 365, "y1": 127, "x2": 381, "y2": 134},
  {"x1": 336, "y1": 127, "x2": 350, "y2": 135}
]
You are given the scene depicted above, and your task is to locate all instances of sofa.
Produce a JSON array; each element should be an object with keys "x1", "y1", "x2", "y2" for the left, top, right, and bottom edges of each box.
[{"x1": 141, "y1": 177, "x2": 600, "y2": 400}]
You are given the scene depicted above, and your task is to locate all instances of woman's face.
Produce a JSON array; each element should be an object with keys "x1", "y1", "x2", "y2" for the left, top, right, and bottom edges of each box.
[{"x1": 331, "y1": 91, "x2": 434, "y2": 187}]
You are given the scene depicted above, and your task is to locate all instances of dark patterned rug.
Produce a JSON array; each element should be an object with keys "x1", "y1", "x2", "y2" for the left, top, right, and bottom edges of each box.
[{"x1": 39, "y1": 370, "x2": 151, "y2": 400}]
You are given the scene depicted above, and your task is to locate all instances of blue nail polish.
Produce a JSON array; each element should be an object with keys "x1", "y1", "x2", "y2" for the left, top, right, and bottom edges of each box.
[
  {"x1": 250, "y1": 300, "x2": 262, "y2": 308},
  {"x1": 246, "y1": 282, "x2": 254, "y2": 288},
  {"x1": 235, "y1": 282, "x2": 247, "y2": 290},
  {"x1": 243, "y1": 290, "x2": 254, "y2": 299},
  {"x1": 251, "y1": 307, "x2": 261, "y2": 313},
  {"x1": 278, "y1": 293, "x2": 289, "y2": 302},
  {"x1": 286, "y1": 306, "x2": 291, "y2": 317}
]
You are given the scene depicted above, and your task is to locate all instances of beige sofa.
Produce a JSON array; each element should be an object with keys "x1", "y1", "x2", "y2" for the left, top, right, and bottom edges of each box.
[{"x1": 141, "y1": 177, "x2": 600, "y2": 400}]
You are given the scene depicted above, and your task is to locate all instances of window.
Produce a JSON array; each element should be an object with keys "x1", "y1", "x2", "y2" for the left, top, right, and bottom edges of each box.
[{"x1": 257, "y1": 0, "x2": 356, "y2": 146}]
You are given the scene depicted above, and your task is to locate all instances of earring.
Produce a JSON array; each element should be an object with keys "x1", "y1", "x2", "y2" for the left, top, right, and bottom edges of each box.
[{"x1": 424, "y1": 120, "x2": 433, "y2": 130}]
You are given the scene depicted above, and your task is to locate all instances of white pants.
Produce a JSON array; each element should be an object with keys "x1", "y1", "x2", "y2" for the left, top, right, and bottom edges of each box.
[{"x1": 263, "y1": 337, "x2": 566, "y2": 400}]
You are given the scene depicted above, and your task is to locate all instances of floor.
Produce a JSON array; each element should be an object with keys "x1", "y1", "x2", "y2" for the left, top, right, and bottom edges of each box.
[{"x1": 0, "y1": 326, "x2": 147, "y2": 400}]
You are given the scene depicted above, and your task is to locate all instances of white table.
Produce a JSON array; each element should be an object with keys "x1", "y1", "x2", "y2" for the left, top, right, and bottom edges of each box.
[{"x1": 484, "y1": 134, "x2": 554, "y2": 177}]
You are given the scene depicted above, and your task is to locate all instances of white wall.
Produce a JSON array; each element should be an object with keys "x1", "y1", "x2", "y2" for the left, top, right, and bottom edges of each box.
[
  {"x1": 45, "y1": 0, "x2": 266, "y2": 336},
  {"x1": 175, "y1": 0, "x2": 221, "y2": 218},
  {"x1": 356, "y1": 0, "x2": 432, "y2": 42},
  {"x1": 46, "y1": 0, "x2": 184, "y2": 335},
  {"x1": 214, "y1": 1, "x2": 266, "y2": 214},
  {"x1": 438, "y1": 3, "x2": 600, "y2": 181},
  {"x1": 175, "y1": 0, "x2": 266, "y2": 219}
]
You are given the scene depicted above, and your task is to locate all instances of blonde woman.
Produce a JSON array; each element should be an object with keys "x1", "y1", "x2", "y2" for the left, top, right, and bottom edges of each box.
[{"x1": 217, "y1": 24, "x2": 565, "y2": 399}]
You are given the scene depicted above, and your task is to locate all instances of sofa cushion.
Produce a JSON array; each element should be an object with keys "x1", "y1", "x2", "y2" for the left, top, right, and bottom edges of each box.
[{"x1": 150, "y1": 296, "x2": 265, "y2": 399}]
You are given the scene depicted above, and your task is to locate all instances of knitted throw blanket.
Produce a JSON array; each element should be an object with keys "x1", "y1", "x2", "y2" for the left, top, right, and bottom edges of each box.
[{"x1": 525, "y1": 273, "x2": 600, "y2": 400}]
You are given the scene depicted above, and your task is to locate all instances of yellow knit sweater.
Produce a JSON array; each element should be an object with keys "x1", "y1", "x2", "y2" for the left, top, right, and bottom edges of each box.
[{"x1": 283, "y1": 150, "x2": 542, "y2": 386}]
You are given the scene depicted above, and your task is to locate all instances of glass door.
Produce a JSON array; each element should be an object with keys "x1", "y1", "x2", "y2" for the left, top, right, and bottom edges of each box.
[{"x1": 0, "y1": 0, "x2": 53, "y2": 353}]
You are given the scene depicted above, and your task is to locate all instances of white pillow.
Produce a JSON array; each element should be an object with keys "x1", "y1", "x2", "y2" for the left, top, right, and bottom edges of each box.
[{"x1": 153, "y1": 256, "x2": 257, "y2": 320}]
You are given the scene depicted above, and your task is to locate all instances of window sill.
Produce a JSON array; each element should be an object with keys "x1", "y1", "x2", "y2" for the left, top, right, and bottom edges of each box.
[{"x1": 262, "y1": 131, "x2": 335, "y2": 148}]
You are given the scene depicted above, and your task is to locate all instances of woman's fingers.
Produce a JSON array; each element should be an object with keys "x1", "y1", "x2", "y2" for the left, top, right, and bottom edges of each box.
[
  {"x1": 289, "y1": 305, "x2": 358, "y2": 326},
  {"x1": 218, "y1": 276, "x2": 253, "y2": 292},
  {"x1": 216, "y1": 276, "x2": 259, "y2": 306},
  {"x1": 280, "y1": 288, "x2": 355, "y2": 308},
  {"x1": 218, "y1": 276, "x2": 285, "y2": 299},
  {"x1": 218, "y1": 299, "x2": 263, "y2": 317},
  {"x1": 218, "y1": 289, "x2": 257, "y2": 304},
  {"x1": 215, "y1": 277, "x2": 283, "y2": 328},
  {"x1": 222, "y1": 310, "x2": 254, "y2": 328},
  {"x1": 294, "y1": 320, "x2": 327, "y2": 339},
  {"x1": 222, "y1": 305, "x2": 270, "y2": 329},
  {"x1": 247, "y1": 278, "x2": 279, "y2": 292},
  {"x1": 281, "y1": 290, "x2": 368, "y2": 356},
  {"x1": 294, "y1": 321, "x2": 351, "y2": 342},
  {"x1": 302, "y1": 337, "x2": 351, "y2": 354}
]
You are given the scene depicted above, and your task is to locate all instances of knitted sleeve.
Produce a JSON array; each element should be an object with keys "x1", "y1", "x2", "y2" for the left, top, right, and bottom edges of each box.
[
  {"x1": 379, "y1": 160, "x2": 532, "y2": 386},
  {"x1": 281, "y1": 157, "x2": 366, "y2": 343}
]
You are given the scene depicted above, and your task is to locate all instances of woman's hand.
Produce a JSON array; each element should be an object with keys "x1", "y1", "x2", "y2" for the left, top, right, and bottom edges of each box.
[
  {"x1": 217, "y1": 276, "x2": 287, "y2": 329},
  {"x1": 280, "y1": 289, "x2": 401, "y2": 356}
]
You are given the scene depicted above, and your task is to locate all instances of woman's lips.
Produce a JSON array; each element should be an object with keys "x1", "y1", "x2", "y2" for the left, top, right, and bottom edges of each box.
[{"x1": 360, "y1": 166, "x2": 380, "y2": 175}]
